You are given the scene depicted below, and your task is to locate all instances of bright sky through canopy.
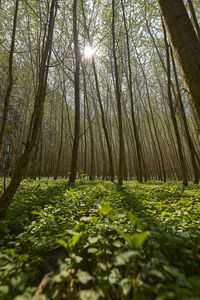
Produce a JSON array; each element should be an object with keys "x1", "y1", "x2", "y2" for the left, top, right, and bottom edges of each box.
[{"x1": 84, "y1": 45, "x2": 96, "y2": 58}]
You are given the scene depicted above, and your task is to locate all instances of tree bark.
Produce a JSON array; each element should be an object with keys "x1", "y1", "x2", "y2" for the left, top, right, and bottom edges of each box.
[
  {"x1": 163, "y1": 24, "x2": 188, "y2": 186},
  {"x1": 112, "y1": 0, "x2": 124, "y2": 185},
  {"x1": 69, "y1": 0, "x2": 80, "y2": 183},
  {"x1": 121, "y1": 0, "x2": 143, "y2": 182},
  {"x1": 0, "y1": 0, "x2": 19, "y2": 155},
  {"x1": 80, "y1": 0, "x2": 114, "y2": 181},
  {"x1": 171, "y1": 48, "x2": 199, "y2": 184},
  {"x1": 54, "y1": 97, "x2": 64, "y2": 180},
  {"x1": 187, "y1": 0, "x2": 200, "y2": 41},
  {"x1": 156, "y1": 0, "x2": 200, "y2": 131},
  {"x1": 0, "y1": 0, "x2": 57, "y2": 220}
]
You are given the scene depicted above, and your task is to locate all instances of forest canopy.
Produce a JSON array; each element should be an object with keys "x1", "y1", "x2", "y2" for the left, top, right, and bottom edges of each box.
[{"x1": 0, "y1": 0, "x2": 200, "y2": 191}]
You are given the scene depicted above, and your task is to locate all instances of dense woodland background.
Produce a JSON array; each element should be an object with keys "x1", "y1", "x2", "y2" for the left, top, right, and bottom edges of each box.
[
  {"x1": 0, "y1": 0, "x2": 200, "y2": 187},
  {"x1": 1, "y1": 1, "x2": 200, "y2": 299}
]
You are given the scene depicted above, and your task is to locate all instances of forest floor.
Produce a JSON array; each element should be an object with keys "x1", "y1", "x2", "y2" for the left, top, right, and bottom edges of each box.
[{"x1": 0, "y1": 179, "x2": 200, "y2": 300}]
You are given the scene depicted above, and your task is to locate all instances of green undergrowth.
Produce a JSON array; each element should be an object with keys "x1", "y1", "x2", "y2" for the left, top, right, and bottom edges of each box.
[{"x1": 0, "y1": 179, "x2": 200, "y2": 300}]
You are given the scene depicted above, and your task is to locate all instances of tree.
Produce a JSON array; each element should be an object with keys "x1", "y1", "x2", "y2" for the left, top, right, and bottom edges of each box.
[
  {"x1": 69, "y1": 0, "x2": 80, "y2": 183},
  {"x1": 0, "y1": 0, "x2": 58, "y2": 219},
  {"x1": 121, "y1": 0, "x2": 144, "y2": 182},
  {"x1": 112, "y1": 0, "x2": 124, "y2": 185},
  {"x1": 0, "y1": 0, "x2": 19, "y2": 155},
  {"x1": 157, "y1": 0, "x2": 200, "y2": 131},
  {"x1": 163, "y1": 24, "x2": 188, "y2": 186}
]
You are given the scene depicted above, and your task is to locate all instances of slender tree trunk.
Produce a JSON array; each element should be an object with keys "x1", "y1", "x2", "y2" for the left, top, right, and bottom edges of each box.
[
  {"x1": 157, "y1": 0, "x2": 200, "y2": 131},
  {"x1": 0, "y1": 0, "x2": 57, "y2": 220},
  {"x1": 0, "y1": 0, "x2": 19, "y2": 155},
  {"x1": 83, "y1": 84, "x2": 87, "y2": 176},
  {"x1": 171, "y1": 48, "x2": 199, "y2": 184},
  {"x1": 92, "y1": 62, "x2": 115, "y2": 181},
  {"x1": 54, "y1": 98, "x2": 64, "y2": 180},
  {"x1": 163, "y1": 24, "x2": 188, "y2": 186},
  {"x1": 82, "y1": 66, "x2": 94, "y2": 180},
  {"x1": 30, "y1": 129, "x2": 41, "y2": 179},
  {"x1": 112, "y1": 0, "x2": 124, "y2": 185},
  {"x1": 147, "y1": 20, "x2": 199, "y2": 182},
  {"x1": 80, "y1": 0, "x2": 114, "y2": 181},
  {"x1": 187, "y1": 0, "x2": 200, "y2": 41},
  {"x1": 69, "y1": 0, "x2": 80, "y2": 183},
  {"x1": 121, "y1": 0, "x2": 143, "y2": 182}
]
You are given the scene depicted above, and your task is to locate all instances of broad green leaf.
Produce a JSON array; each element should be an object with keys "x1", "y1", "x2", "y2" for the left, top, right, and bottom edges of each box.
[
  {"x1": 76, "y1": 270, "x2": 93, "y2": 284},
  {"x1": 79, "y1": 290, "x2": 99, "y2": 300},
  {"x1": 57, "y1": 239, "x2": 68, "y2": 249},
  {"x1": 88, "y1": 236, "x2": 99, "y2": 244},
  {"x1": 69, "y1": 232, "x2": 84, "y2": 248},
  {"x1": 117, "y1": 230, "x2": 148, "y2": 249},
  {"x1": 120, "y1": 278, "x2": 132, "y2": 296},
  {"x1": 6, "y1": 124, "x2": 14, "y2": 132},
  {"x1": 127, "y1": 212, "x2": 141, "y2": 227},
  {"x1": 0, "y1": 285, "x2": 9, "y2": 295},
  {"x1": 99, "y1": 202, "x2": 112, "y2": 216},
  {"x1": 80, "y1": 216, "x2": 98, "y2": 223},
  {"x1": 114, "y1": 250, "x2": 139, "y2": 266}
]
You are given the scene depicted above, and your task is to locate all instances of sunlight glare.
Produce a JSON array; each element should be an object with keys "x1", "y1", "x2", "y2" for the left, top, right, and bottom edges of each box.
[{"x1": 84, "y1": 45, "x2": 96, "y2": 58}]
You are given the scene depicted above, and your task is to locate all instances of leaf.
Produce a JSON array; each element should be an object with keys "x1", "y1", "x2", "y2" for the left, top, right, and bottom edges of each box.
[
  {"x1": 163, "y1": 265, "x2": 192, "y2": 288},
  {"x1": 129, "y1": 231, "x2": 149, "y2": 248},
  {"x1": 71, "y1": 254, "x2": 83, "y2": 263},
  {"x1": 80, "y1": 216, "x2": 98, "y2": 223},
  {"x1": 0, "y1": 286, "x2": 9, "y2": 295},
  {"x1": 98, "y1": 262, "x2": 107, "y2": 271},
  {"x1": 76, "y1": 270, "x2": 93, "y2": 284},
  {"x1": 99, "y1": 202, "x2": 112, "y2": 216},
  {"x1": 6, "y1": 124, "x2": 14, "y2": 132},
  {"x1": 127, "y1": 212, "x2": 141, "y2": 227},
  {"x1": 114, "y1": 251, "x2": 139, "y2": 266},
  {"x1": 69, "y1": 232, "x2": 84, "y2": 248},
  {"x1": 109, "y1": 268, "x2": 121, "y2": 284},
  {"x1": 74, "y1": 222, "x2": 86, "y2": 232},
  {"x1": 32, "y1": 295, "x2": 47, "y2": 300},
  {"x1": 88, "y1": 236, "x2": 99, "y2": 244},
  {"x1": 120, "y1": 278, "x2": 132, "y2": 296},
  {"x1": 79, "y1": 290, "x2": 100, "y2": 300},
  {"x1": 117, "y1": 230, "x2": 148, "y2": 249},
  {"x1": 88, "y1": 248, "x2": 98, "y2": 254},
  {"x1": 32, "y1": 211, "x2": 42, "y2": 216},
  {"x1": 14, "y1": 297, "x2": 32, "y2": 300},
  {"x1": 57, "y1": 239, "x2": 68, "y2": 249}
]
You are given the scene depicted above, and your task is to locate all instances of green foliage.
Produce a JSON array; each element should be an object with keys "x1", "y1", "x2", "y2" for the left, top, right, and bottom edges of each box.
[
  {"x1": 0, "y1": 179, "x2": 200, "y2": 299},
  {"x1": 6, "y1": 124, "x2": 14, "y2": 132}
]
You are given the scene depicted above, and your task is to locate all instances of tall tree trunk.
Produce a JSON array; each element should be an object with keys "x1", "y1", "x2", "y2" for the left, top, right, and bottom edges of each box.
[
  {"x1": 0, "y1": 0, "x2": 19, "y2": 155},
  {"x1": 69, "y1": 0, "x2": 80, "y2": 183},
  {"x1": 82, "y1": 65, "x2": 95, "y2": 180},
  {"x1": 187, "y1": 0, "x2": 200, "y2": 41},
  {"x1": 171, "y1": 48, "x2": 200, "y2": 184},
  {"x1": 163, "y1": 24, "x2": 188, "y2": 186},
  {"x1": 134, "y1": 47, "x2": 166, "y2": 182},
  {"x1": 54, "y1": 97, "x2": 64, "y2": 180},
  {"x1": 112, "y1": 0, "x2": 124, "y2": 185},
  {"x1": 157, "y1": 0, "x2": 200, "y2": 131},
  {"x1": 0, "y1": 0, "x2": 57, "y2": 220},
  {"x1": 80, "y1": 0, "x2": 114, "y2": 182},
  {"x1": 92, "y1": 62, "x2": 115, "y2": 182},
  {"x1": 121, "y1": 0, "x2": 143, "y2": 182},
  {"x1": 147, "y1": 20, "x2": 199, "y2": 182}
]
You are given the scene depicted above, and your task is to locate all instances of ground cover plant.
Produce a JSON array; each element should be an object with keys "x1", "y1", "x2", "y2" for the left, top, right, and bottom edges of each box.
[{"x1": 0, "y1": 179, "x2": 200, "y2": 300}]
